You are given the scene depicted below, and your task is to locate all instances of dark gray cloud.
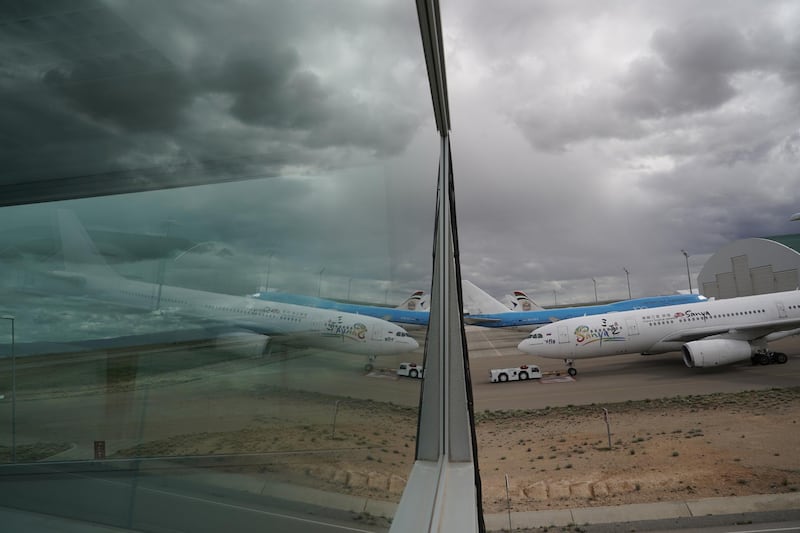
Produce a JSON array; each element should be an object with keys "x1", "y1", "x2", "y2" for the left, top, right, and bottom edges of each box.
[
  {"x1": 1, "y1": 0, "x2": 430, "y2": 201},
  {"x1": 44, "y1": 67, "x2": 193, "y2": 132},
  {"x1": 4, "y1": 0, "x2": 800, "y2": 310},
  {"x1": 203, "y1": 46, "x2": 329, "y2": 131},
  {"x1": 619, "y1": 19, "x2": 759, "y2": 119}
]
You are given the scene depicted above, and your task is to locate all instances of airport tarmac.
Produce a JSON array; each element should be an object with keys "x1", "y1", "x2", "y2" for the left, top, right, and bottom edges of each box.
[
  {"x1": 163, "y1": 326, "x2": 800, "y2": 411},
  {"x1": 463, "y1": 327, "x2": 800, "y2": 410},
  {"x1": 3, "y1": 326, "x2": 799, "y2": 438},
  {"x1": 1, "y1": 326, "x2": 798, "y2": 532}
]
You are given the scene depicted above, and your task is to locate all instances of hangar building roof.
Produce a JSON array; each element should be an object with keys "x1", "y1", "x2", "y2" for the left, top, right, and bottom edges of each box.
[{"x1": 698, "y1": 234, "x2": 800, "y2": 299}]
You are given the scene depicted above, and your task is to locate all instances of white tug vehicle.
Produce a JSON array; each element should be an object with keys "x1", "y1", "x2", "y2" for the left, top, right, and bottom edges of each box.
[
  {"x1": 489, "y1": 364, "x2": 542, "y2": 383},
  {"x1": 397, "y1": 362, "x2": 424, "y2": 378}
]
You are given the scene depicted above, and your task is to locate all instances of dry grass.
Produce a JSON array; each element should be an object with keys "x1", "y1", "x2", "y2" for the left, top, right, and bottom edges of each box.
[{"x1": 105, "y1": 386, "x2": 800, "y2": 513}]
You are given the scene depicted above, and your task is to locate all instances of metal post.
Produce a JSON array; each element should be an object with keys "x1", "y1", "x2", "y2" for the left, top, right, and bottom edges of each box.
[
  {"x1": 681, "y1": 250, "x2": 692, "y2": 293},
  {"x1": 331, "y1": 400, "x2": 341, "y2": 439},
  {"x1": 592, "y1": 278, "x2": 598, "y2": 303},
  {"x1": 317, "y1": 267, "x2": 325, "y2": 297},
  {"x1": 2, "y1": 315, "x2": 15, "y2": 463},
  {"x1": 155, "y1": 219, "x2": 176, "y2": 309},
  {"x1": 265, "y1": 253, "x2": 274, "y2": 292},
  {"x1": 10, "y1": 317, "x2": 14, "y2": 463},
  {"x1": 347, "y1": 278, "x2": 353, "y2": 301},
  {"x1": 603, "y1": 408, "x2": 611, "y2": 449},
  {"x1": 623, "y1": 268, "x2": 631, "y2": 299},
  {"x1": 505, "y1": 473, "x2": 512, "y2": 531}
]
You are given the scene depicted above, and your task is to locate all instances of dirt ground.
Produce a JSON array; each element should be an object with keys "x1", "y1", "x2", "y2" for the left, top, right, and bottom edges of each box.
[
  {"x1": 111, "y1": 386, "x2": 800, "y2": 514},
  {"x1": 475, "y1": 388, "x2": 800, "y2": 513}
]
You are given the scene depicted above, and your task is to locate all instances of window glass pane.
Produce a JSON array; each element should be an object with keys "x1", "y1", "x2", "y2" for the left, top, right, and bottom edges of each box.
[
  {"x1": 0, "y1": 2, "x2": 435, "y2": 530},
  {"x1": 442, "y1": 1, "x2": 800, "y2": 528}
]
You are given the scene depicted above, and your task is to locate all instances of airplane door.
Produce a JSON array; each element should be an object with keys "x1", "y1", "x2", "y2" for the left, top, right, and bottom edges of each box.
[
  {"x1": 626, "y1": 318, "x2": 639, "y2": 336},
  {"x1": 558, "y1": 325, "x2": 569, "y2": 344},
  {"x1": 776, "y1": 302, "x2": 787, "y2": 319}
]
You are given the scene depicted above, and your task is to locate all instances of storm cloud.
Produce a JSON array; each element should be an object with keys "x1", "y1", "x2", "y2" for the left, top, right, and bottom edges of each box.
[{"x1": 3, "y1": 0, "x2": 800, "y2": 309}]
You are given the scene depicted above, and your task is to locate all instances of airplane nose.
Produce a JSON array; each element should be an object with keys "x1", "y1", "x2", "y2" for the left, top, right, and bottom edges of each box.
[
  {"x1": 409, "y1": 337, "x2": 420, "y2": 349},
  {"x1": 517, "y1": 339, "x2": 530, "y2": 353}
]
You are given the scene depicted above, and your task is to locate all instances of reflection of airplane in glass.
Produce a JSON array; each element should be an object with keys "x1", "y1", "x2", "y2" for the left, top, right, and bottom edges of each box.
[
  {"x1": 250, "y1": 290, "x2": 430, "y2": 326},
  {"x1": 518, "y1": 290, "x2": 800, "y2": 376},
  {"x1": 52, "y1": 210, "x2": 419, "y2": 359},
  {"x1": 462, "y1": 280, "x2": 706, "y2": 328},
  {"x1": 250, "y1": 279, "x2": 705, "y2": 330}
]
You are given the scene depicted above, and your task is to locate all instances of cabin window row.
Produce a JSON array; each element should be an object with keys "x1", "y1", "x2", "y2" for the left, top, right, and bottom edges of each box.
[{"x1": 643, "y1": 308, "x2": 769, "y2": 327}]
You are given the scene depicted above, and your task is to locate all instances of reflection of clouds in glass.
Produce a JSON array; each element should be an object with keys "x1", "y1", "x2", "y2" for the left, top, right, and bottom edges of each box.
[
  {"x1": 0, "y1": 169, "x2": 433, "y2": 301},
  {"x1": 0, "y1": 0, "x2": 429, "y2": 198},
  {"x1": 2, "y1": 293, "x2": 210, "y2": 345}
]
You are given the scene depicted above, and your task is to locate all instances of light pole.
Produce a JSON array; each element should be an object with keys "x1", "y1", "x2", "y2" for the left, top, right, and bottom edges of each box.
[
  {"x1": 347, "y1": 278, "x2": 353, "y2": 301},
  {"x1": 592, "y1": 278, "x2": 598, "y2": 303},
  {"x1": 2, "y1": 315, "x2": 15, "y2": 463},
  {"x1": 317, "y1": 267, "x2": 325, "y2": 297},
  {"x1": 681, "y1": 249, "x2": 692, "y2": 293},
  {"x1": 623, "y1": 268, "x2": 631, "y2": 299},
  {"x1": 264, "y1": 253, "x2": 274, "y2": 293},
  {"x1": 552, "y1": 290, "x2": 557, "y2": 306}
]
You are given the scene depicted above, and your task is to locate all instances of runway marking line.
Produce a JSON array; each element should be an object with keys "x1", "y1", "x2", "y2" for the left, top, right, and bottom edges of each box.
[
  {"x1": 366, "y1": 370, "x2": 398, "y2": 380},
  {"x1": 540, "y1": 376, "x2": 575, "y2": 384},
  {"x1": 477, "y1": 329, "x2": 503, "y2": 357}
]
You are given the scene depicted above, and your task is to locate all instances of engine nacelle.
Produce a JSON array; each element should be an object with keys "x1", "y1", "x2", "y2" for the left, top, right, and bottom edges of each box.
[
  {"x1": 214, "y1": 332, "x2": 270, "y2": 358},
  {"x1": 682, "y1": 339, "x2": 753, "y2": 368}
]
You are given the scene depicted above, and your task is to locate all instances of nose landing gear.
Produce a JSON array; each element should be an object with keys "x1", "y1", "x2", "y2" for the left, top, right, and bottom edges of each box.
[
  {"x1": 565, "y1": 359, "x2": 577, "y2": 377},
  {"x1": 364, "y1": 354, "x2": 377, "y2": 372}
]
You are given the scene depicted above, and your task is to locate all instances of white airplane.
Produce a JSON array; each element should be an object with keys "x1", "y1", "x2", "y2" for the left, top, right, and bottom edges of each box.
[
  {"x1": 51, "y1": 211, "x2": 419, "y2": 366},
  {"x1": 517, "y1": 290, "x2": 800, "y2": 376},
  {"x1": 250, "y1": 289, "x2": 429, "y2": 325}
]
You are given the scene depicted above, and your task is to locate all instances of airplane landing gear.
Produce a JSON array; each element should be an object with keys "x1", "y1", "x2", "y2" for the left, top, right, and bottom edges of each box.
[
  {"x1": 565, "y1": 359, "x2": 577, "y2": 377},
  {"x1": 751, "y1": 351, "x2": 789, "y2": 366},
  {"x1": 364, "y1": 354, "x2": 377, "y2": 372}
]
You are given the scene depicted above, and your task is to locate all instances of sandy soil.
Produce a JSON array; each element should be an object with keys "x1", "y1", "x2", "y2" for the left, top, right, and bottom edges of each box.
[
  {"x1": 475, "y1": 388, "x2": 800, "y2": 513},
  {"x1": 111, "y1": 386, "x2": 800, "y2": 514}
]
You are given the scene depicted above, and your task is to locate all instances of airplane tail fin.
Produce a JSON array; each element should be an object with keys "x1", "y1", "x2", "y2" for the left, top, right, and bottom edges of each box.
[
  {"x1": 510, "y1": 290, "x2": 544, "y2": 311},
  {"x1": 395, "y1": 290, "x2": 427, "y2": 311},
  {"x1": 57, "y1": 210, "x2": 119, "y2": 279},
  {"x1": 461, "y1": 280, "x2": 512, "y2": 315}
]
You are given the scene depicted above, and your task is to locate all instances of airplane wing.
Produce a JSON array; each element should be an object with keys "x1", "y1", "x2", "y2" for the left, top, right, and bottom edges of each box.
[{"x1": 661, "y1": 316, "x2": 800, "y2": 343}]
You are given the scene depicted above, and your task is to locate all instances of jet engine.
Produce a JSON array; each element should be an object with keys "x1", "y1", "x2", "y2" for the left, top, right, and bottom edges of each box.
[
  {"x1": 682, "y1": 339, "x2": 752, "y2": 368},
  {"x1": 214, "y1": 331, "x2": 271, "y2": 358}
]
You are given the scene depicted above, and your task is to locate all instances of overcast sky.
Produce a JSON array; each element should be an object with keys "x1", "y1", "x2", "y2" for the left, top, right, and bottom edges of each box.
[
  {"x1": 445, "y1": 0, "x2": 800, "y2": 303},
  {"x1": 2, "y1": 0, "x2": 800, "y2": 307}
]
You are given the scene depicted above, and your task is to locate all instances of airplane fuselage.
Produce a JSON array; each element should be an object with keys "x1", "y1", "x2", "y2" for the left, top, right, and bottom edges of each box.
[
  {"x1": 519, "y1": 290, "x2": 800, "y2": 361},
  {"x1": 251, "y1": 291, "x2": 430, "y2": 326},
  {"x1": 467, "y1": 293, "x2": 706, "y2": 328},
  {"x1": 52, "y1": 270, "x2": 419, "y2": 356}
]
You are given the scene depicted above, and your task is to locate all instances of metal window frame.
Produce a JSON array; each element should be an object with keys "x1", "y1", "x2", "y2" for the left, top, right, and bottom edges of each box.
[{"x1": 390, "y1": 2, "x2": 484, "y2": 531}]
